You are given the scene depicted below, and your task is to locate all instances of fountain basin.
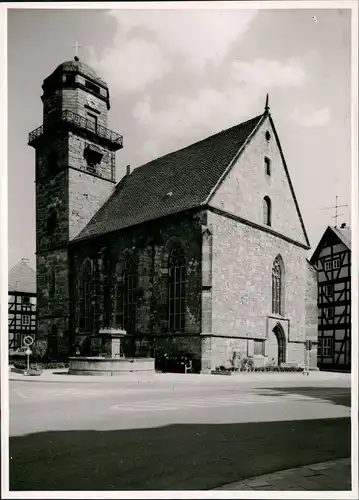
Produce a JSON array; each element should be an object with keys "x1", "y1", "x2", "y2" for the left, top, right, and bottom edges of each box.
[{"x1": 68, "y1": 356, "x2": 155, "y2": 376}]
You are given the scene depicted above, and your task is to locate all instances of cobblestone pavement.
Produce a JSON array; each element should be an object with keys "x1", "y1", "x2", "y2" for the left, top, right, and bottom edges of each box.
[{"x1": 214, "y1": 458, "x2": 352, "y2": 491}]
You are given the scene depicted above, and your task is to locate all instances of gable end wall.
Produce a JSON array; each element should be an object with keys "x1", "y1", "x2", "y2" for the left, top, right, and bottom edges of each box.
[{"x1": 209, "y1": 115, "x2": 308, "y2": 245}]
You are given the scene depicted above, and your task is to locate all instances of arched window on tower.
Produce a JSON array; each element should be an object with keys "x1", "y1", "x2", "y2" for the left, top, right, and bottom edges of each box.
[
  {"x1": 115, "y1": 256, "x2": 136, "y2": 332},
  {"x1": 263, "y1": 196, "x2": 271, "y2": 226},
  {"x1": 168, "y1": 244, "x2": 186, "y2": 332},
  {"x1": 79, "y1": 260, "x2": 94, "y2": 331},
  {"x1": 272, "y1": 257, "x2": 283, "y2": 315}
]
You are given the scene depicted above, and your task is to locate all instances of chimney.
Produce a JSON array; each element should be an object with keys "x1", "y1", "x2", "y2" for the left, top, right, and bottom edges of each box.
[
  {"x1": 126, "y1": 165, "x2": 131, "y2": 176},
  {"x1": 341, "y1": 223, "x2": 347, "y2": 229}
]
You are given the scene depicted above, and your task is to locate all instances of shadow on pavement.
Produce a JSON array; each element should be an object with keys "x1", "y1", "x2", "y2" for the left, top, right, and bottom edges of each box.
[
  {"x1": 10, "y1": 417, "x2": 350, "y2": 491},
  {"x1": 255, "y1": 386, "x2": 351, "y2": 407}
]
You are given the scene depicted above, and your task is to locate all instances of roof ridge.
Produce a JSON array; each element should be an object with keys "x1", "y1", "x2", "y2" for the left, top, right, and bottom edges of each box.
[
  {"x1": 132, "y1": 113, "x2": 264, "y2": 175},
  {"x1": 74, "y1": 111, "x2": 267, "y2": 241}
]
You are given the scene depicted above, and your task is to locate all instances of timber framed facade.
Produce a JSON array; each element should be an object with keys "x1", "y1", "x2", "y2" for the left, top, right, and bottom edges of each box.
[
  {"x1": 8, "y1": 258, "x2": 37, "y2": 350},
  {"x1": 310, "y1": 224, "x2": 351, "y2": 371}
]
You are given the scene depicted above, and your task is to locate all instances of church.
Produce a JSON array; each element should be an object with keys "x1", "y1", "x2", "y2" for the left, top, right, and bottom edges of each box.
[{"x1": 28, "y1": 56, "x2": 318, "y2": 372}]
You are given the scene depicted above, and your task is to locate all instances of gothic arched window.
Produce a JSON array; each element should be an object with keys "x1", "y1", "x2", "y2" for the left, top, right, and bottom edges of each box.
[
  {"x1": 115, "y1": 256, "x2": 136, "y2": 332},
  {"x1": 272, "y1": 257, "x2": 283, "y2": 315},
  {"x1": 79, "y1": 260, "x2": 94, "y2": 331},
  {"x1": 264, "y1": 196, "x2": 271, "y2": 226},
  {"x1": 168, "y1": 244, "x2": 186, "y2": 332}
]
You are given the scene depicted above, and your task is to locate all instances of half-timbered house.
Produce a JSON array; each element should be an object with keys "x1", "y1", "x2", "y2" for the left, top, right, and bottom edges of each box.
[
  {"x1": 8, "y1": 258, "x2": 37, "y2": 350},
  {"x1": 310, "y1": 224, "x2": 351, "y2": 371}
]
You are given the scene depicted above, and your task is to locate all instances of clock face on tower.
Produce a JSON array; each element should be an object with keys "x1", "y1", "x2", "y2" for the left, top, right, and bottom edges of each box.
[{"x1": 87, "y1": 95, "x2": 98, "y2": 110}]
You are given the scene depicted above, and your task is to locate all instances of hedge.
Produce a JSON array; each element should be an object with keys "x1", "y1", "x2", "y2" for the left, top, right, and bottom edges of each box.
[{"x1": 12, "y1": 361, "x2": 68, "y2": 370}]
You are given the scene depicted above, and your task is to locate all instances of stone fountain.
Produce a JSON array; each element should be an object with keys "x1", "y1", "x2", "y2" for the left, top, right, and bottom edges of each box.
[{"x1": 68, "y1": 328, "x2": 155, "y2": 376}]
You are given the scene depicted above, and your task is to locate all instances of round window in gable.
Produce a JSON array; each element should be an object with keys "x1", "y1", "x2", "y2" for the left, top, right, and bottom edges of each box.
[{"x1": 265, "y1": 130, "x2": 271, "y2": 141}]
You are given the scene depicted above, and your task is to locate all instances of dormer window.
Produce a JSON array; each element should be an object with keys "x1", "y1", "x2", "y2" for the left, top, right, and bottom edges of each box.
[{"x1": 264, "y1": 157, "x2": 271, "y2": 176}]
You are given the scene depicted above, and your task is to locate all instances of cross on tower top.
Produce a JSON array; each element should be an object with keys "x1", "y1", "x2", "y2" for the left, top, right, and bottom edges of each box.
[{"x1": 72, "y1": 41, "x2": 82, "y2": 61}]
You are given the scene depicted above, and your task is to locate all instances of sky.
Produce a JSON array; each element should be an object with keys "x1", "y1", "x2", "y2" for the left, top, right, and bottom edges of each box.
[{"x1": 7, "y1": 5, "x2": 353, "y2": 270}]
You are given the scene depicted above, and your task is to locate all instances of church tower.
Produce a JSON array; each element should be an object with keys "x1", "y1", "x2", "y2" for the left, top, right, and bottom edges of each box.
[{"x1": 28, "y1": 55, "x2": 123, "y2": 359}]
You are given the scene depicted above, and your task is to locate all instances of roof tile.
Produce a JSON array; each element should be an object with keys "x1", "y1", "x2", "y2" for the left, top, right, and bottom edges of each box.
[
  {"x1": 9, "y1": 259, "x2": 36, "y2": 294},
  {"x1": 76, "y1": 114, "x2": 263, "y2": 240}
]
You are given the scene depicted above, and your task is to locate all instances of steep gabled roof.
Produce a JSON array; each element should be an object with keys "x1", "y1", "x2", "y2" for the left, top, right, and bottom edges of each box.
[
  {"x1": 267, "y1": 115, "x2": 310, "y2": 248},
  {"x1": 76, "y1": 114, "x2": 264, "y2": 240},
  {"x1": 310, "y1": 225, "x2": 351, "y2": 264},
  {"x1": 9, "y1": 258, "x2": 36, "y2": 294},
  {"x1": 332, "y1": 226, "x2": 351, "y2": 250}
]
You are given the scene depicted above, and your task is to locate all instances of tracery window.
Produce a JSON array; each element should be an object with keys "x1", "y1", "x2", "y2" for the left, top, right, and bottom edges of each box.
[
  {"x1": 264, "y1": 196, "x2": 271, "y2": 226},
  {"x1": 272, "y1": 257, "x2": 283, "y2": 315},
  {"x1": 115, "y1": 256, "x2": 136, "y2": 332},
  {"x1": 168, "y1": 244, "x2": 186, "y2": 331},
  {"x1": 79, "y1": 260, "x2": 94, "y2": 331}
]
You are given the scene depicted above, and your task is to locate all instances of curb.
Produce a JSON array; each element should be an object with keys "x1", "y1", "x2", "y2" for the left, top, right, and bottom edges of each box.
[
  {"x1": 8, "y1": 371, "x2": 351, "y2": 385},
  {"x1": 213, "y1": 457, "x2": 351, "y2": 491}
]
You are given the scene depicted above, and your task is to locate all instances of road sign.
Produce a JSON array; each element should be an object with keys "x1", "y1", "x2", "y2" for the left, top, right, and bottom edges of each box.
[
  {"x1": 25, "y1": 348, "x2": 32, "y2": 356},
  {"x1": 23, "y1": 335, "x2": 34, "y2": 347},
  {"x1": 305, "y1": 340, "x2": 313, "y2": 351}
]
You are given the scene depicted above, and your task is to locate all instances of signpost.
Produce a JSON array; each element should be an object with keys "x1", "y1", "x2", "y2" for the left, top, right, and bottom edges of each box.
[
  {"x1": 23, "y1": 336, "x2": 34, "y2": 373},
  {"x1": 304, "y1": 340, "x2": 312, "y2": 376}
]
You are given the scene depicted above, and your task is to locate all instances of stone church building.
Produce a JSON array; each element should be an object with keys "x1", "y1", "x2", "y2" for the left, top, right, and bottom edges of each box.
[{"x1": 28, "y1": 57, "x2": 318, "y2": 372}]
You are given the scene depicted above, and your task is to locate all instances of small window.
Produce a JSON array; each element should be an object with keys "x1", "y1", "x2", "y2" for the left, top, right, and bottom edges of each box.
[
  {"x1": 264, "y1": 157, "x2": 271, "y2": 176},
  {"x1": 66, "y1": 74, "x2": 76, "y2": 85},
  {"x1": 326, "y1": 284, "x2": 333, "y2": 297},
  {"x1": 322, "y1": 338, "x2": 333, "y2": 357},
  {"x1": 22, "y1": 315, "x2": 30, "y2": 326},
  {"x1": 263, "y1": 196, "x2": 271, "y2": 226},
  {"x1": 265, "y1": 130, "x2": 271, "y2": 141},
  {"x1": 333, "y1": 258, "x2": 340, "y2": 269},
  {"x1": 84, "y1": 144, "x2": 103, "y2": 173},
  {"x1": 324, "y1": 261, "x2": 332, "y2": 271},
  {"x1": 254, "y1": 340, "x2": 265, "y2": 356},
  {"x1": 22, "y1": 296, "x2": 30, "y2": 306},
  {"x1": 85, "y1": 80, "x2": 100, "y2": 94},
  {"x1": 325, "y1": 307, "x2": 334, "y2": 319},
  {"x1": 87, "y1": 113, "x2": 98, "y2": 133}
]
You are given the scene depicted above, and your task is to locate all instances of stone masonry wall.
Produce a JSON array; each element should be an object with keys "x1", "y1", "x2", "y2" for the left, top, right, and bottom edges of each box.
[
  {"x1": 67, "y1": 130, "x2": 116, "y2": 240},
  {"x1": 68, "y1": 133, "x2": 114, "y2": 180},
  {"x1": 36, "y1": 170, "x2": 69, "y2": 252},
  {"x1": 61, "y1": 85, "x2": 108, "y2": 127},
  {"x1": 205, "y1": 208, "x2": 312, "y2": 369},
  {"x1": 36, "y1": 248, "x2": 71, "y2": 360},
  {"x1": 71, "y1": 210, "x2": 203, "y2": 364},
  {"x1": 210, "y1": 114, "x2": 308, "y2": 246}
]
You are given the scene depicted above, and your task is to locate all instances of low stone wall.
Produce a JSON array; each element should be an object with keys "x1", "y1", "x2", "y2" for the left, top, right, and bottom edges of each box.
[{"x1": 68, "y1": 357, "x2": 155, "y2": 376}]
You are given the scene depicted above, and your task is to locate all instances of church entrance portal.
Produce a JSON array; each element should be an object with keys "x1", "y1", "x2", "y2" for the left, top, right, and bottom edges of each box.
[{"x1": 272, "y1": 323, "x2": 286, "y2": 366}]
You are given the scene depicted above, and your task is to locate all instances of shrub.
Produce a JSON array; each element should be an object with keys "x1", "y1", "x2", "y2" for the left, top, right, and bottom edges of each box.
[
  {"x1": 13, "y1": 361, "x2": 68, "y2": 370},
  {"x1": 32, "y1": 339, "x2": 48, "y2": 362},
  {"x1": 247, "y1": 365, "x2": 304, "y2": 373},
  {"x1": 240, "y1": 356, "x2": 255, "y2": 372}
]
